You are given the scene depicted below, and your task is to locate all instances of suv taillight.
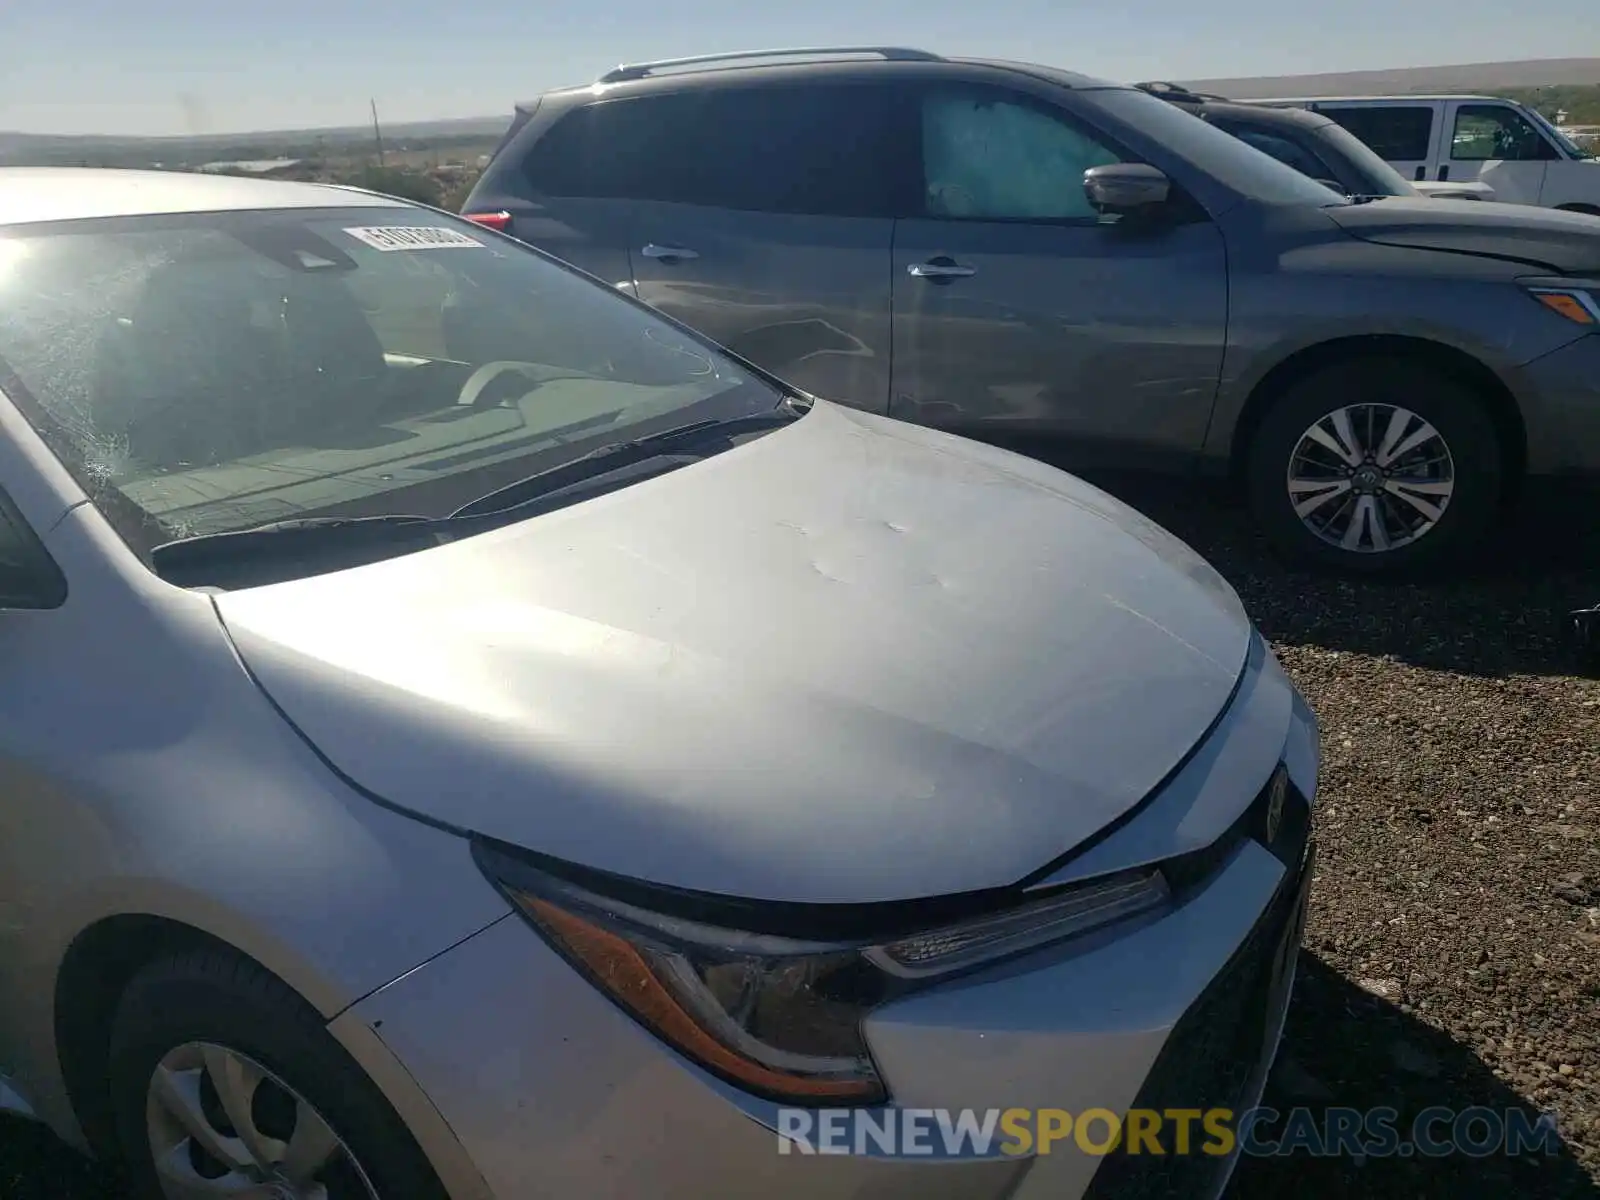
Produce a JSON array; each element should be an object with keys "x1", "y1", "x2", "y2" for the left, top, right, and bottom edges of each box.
[{"x1": 465, "y1": 211, "x2": 512, "y2": 234}]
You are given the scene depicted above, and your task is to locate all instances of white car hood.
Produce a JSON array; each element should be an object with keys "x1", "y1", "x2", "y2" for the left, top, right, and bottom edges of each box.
[{"x1": 216, "y1": 402, "x2": 1253, "y2": 904}]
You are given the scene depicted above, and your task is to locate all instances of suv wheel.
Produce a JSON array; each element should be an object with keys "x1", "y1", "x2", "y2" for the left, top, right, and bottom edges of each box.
[{"x1": 1245, "y1": 356, "x2": 1502, "y2": 576}]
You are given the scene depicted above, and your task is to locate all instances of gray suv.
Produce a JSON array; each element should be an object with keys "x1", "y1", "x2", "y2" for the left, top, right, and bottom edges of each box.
[{"x1": 464, "y1": 47, "x2": 1600, "y2": 575}]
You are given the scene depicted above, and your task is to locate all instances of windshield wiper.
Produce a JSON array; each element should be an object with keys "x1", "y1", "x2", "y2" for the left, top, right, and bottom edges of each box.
[
  {"x1": 448, "y1": 398, "x2": 808, "y2": 520},
  {"x1": 151, "y1": 513, "x2": 453, "y2": 586},
  {"x1": 150, "y1": 399, "x2": 810, "y2": 586}
]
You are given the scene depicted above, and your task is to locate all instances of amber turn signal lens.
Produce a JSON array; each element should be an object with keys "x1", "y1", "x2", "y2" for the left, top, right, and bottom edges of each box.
[
  {"x1": 1530, "y1": 289, "x2": 1598, "y2": 325},
  {"x1": 517, "y1": 892, "x2": 886, "y2": 1103}
]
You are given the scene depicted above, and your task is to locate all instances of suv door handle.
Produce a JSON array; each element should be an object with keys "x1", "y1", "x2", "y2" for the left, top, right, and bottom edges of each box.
[
  {"x1": 641, "y1": 243, "x2": 700, "y2": 262},
  {"x1": 908, "y1": 258, "x2": 977, "y2": 280}
]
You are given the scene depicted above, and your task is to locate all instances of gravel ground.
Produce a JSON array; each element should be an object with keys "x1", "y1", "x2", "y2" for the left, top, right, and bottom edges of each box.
[{"x1": 3, "y1": 472, "x2": 1597, "y2": 1200}]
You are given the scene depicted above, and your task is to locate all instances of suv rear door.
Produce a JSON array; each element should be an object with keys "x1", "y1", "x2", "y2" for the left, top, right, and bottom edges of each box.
[
  {"x1": 606, "y1": 82, "x2": 901, "y2": 414},
  {"x1": 888, "y1": 80, "x2": 1228, "y2": 457}
]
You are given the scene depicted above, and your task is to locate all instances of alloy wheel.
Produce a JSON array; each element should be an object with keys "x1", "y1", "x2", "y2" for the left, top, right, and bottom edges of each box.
[
  {"x1": 1286, "y1": 403, "x2": 1455, "y2": 553},
  {"x1": 144, "y1": 1042, "x2": 379, "y2": 1200}
]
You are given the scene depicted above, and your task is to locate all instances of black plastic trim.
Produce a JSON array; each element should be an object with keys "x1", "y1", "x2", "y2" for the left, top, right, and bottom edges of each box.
[{"x1": 0, "y1": 486, "x2": 68, "y2": 609}]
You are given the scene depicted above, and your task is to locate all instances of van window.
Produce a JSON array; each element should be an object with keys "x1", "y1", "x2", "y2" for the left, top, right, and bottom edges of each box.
[
  {"x1": 1318, "y1": 106, "x2": 1433, "y2": 161},
  {"x1": 520, "y1": 87, "x2": 900, "y2": 218},
  {"x1": 1450, "y1": 105, "x2": 1559, "y2": 162}
]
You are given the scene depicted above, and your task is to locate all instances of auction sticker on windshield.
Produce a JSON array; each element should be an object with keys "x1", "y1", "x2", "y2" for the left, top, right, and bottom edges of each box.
[{"x1": 343, "y1": 226, "x2": 485, "y2": 251}]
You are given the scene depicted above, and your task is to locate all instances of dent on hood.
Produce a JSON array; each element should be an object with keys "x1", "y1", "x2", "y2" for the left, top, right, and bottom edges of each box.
[{"x1": 849, "y1": 409, "x2": 1248, "y2": 628}]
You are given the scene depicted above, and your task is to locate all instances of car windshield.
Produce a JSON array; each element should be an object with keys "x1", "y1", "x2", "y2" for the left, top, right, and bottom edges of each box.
[
  {"x1": 1088, "y1": 86, "x2": 1352, "y2": 208},
  {"x1": 1310, "y1": 120, "x2": 1419, "y2": 196},
  {"x1": 0, "y1": 205, "x2": 782, "y2": 557}
]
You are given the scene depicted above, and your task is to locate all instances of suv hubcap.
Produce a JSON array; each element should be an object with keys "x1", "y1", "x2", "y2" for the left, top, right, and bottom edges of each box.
[
  {"x1": 144, "y1": 1042, "x2": 379, "y2": 1199},
  {"x1": 1286, "y1": 402, "x2": 1455, "y2": 553}
]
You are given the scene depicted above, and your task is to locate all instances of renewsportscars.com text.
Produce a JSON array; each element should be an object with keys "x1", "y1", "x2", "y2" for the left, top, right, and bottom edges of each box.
[{"x1": 776, "y1": 1105, "x2": 1564, "y2": 1160}]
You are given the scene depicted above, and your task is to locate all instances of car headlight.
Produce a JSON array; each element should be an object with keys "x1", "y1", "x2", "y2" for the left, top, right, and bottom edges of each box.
[
  {"x1": 474, "y1": 840, "x2": 1170, "y2": 1106},
  {"x1": 1524, "y1": 283, "x2": 1600, "y2": 327}
]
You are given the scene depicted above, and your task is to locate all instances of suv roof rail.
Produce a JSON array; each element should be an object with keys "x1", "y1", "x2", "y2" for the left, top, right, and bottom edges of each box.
[
  {"x1": 596, "y1": 46, "x2": 944, "y2": 84},
  {"x1": 1134, "y1": 80, "x2": 1229, "y2": 104}
]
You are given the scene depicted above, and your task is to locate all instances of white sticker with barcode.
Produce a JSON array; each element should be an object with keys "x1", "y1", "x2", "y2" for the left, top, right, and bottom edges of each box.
[{"x1": 343, "y1": 226, "x2": 485, "y2": 251}]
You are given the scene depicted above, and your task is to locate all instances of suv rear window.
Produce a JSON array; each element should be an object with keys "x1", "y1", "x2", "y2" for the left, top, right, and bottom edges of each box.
[
  {"x1": 519, "y1": 85, "x2": 900, "y2": 218},
  {"x1": 1316, "y1": 105, "x2": 1434, "y2": 161}
]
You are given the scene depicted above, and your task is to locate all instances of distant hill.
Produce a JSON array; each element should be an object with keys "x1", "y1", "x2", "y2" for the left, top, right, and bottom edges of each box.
[
  {"x1": 1180, "y1": 57, "x2": 1600, "y2": 99},
  {"x1": 0, "y1": 115, "x2": 508, "y2": 165}
]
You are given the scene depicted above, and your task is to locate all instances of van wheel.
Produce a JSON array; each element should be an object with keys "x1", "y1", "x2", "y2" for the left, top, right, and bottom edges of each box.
[
  {"x1": 107, "y1": 948, "x2": 449, "y2": 1200},
  {"x1": 1245, "y1": 356, "x2": 1502, "y2": 576},
  {"x1": 1556, "y1": 204, "x2": 1600, "y2": 216}
]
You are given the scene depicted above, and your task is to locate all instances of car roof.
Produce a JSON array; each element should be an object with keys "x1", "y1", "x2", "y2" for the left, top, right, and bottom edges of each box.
[
  {"x1": 1178, "y1": 99, "x2": 1336, "y2": 128},
  {"x1": 1131, "y1": 84, "x2": 1341, "y2": 129},
  {"x1": 1203, "y1": 104, "x2": 1344, "y2": 131},
  {"x1": 520, "y1": 52, "x2": 1119, "y2": 108},
  {"x1": 1253, "y1": 94, "x2": 1502, "y2": 104},
  {"x1": 954, "y1": 58, "x2": 1117, "y2": 89},
  {"x1": 0, "y1": 168, "x2": 408, "y2": 228}
]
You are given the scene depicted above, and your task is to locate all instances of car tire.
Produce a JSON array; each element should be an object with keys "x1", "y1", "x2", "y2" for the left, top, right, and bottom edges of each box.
[
  {"x1": 1245, "y1": 356, "x2": 1502, "y2": 576},
  {"x1": 107, "y1": 947, "x2": 449, "y2": 1200}
]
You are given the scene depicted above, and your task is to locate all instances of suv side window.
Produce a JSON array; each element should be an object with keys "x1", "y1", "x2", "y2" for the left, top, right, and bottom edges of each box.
[
  {"x1": 520, "y1": 95, "x2": 696, "y2": 200},
  {"x1": 1451, "y1": 104, "x2": 1558, "y2": 162},
  {"x1": 521, "y1": 85, "x2": 900, "y2": 218},
  {"x1": 919, "y1": 88, "x2": 1122, "y2": 222},
  {"x1": 685, "y1": 85, "x2": 901, "y2": 217},
  {"x1": 1318, "y1": 105, "x2": 1433, "y2": 161},
  {"x1": 1210, "y1": 121, "x2": 1339, "y2": 184}
]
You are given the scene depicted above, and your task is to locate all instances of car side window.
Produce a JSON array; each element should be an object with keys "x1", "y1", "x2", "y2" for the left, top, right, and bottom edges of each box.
[
  {"x1": 0, "y1": 484, "x2": 66, "y2": 609},
  {"x1": 1318, "y1": 106, "x2": 1433, "y2": 161},
  {"x1": 919, "y1": 89, "x2": 1122, "y2": 222},
  {"x1": 1212, "y1": 122, "x2": 1339, "y2": 184},
  {"x1": 682, "y1": 85, "x2": 901, "y2": 217},
  {"x1": 520, "y1": 95, "x2": 697, "y2": 200},
  {"x1": 521, "y1": 86, "x2": 900, "y2": 219},
  {"x1": 1451, "y1": 105, "x2": 1558, "y2": 162}
]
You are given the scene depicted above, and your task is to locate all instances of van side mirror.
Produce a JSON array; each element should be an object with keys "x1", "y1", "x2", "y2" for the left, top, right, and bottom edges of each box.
[
  {"x1": 1083, "y1": 163, "x2": 1172, "y2": 214},
  {"x1": 0, "y1": 490, "x2": 67, "y2": 610}
]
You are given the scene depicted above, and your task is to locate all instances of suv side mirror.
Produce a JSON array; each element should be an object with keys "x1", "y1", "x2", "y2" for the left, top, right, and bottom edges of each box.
[
  {"x1": 0, "y1": 488, "x2": 67, "y2": 610},
  {"x1": 1084, "y1": 163, "x2": 1172, "y2": 214}
]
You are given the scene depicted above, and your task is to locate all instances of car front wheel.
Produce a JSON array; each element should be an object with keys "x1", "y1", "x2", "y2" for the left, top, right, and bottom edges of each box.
[
  {"x1": 108, "y1": 948, "x2": 450, "y2": 1200},
  {"x1": 1245, "y1": 356, "x2": 1503, "y2": 575}
]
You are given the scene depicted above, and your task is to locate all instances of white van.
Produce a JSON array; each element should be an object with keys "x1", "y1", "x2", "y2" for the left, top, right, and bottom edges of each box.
[{"x1": 1251, "y1": 95, "x2": 1600, "y2": 213}]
